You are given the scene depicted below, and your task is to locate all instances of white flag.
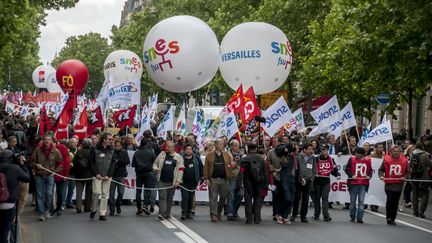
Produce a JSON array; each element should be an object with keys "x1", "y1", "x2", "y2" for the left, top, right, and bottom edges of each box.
[
  {"x1": 175, "y1": 104, "x2": 187, "y2": 136},
  {"x1": 157, "y1": 106, "x2": 174, "y2": 140},
  {"x1": 108, "y1": 79, "x2": 141, "y2": 108},
  {"x1": 135, "y1": 106, "x2": 152, "y2": 146},
  {"x1": 310, "y1": 96, "x2": 342, "y2": 137},
  {"x1": 286, "y1": 108, "x2": 305, "y2": 132},
  {"x1": 340, "y1": 102, "x2": 357, "y2": 130},
  {"x1": 381, "y1": 112, "x2": 387, "y2": 124},
  {"x1": 149, "y1": 93, "x2": 158, "y2": 111},
  {"x1": 191, "y1": 110, "x2": 204, "y2": 136},
  {"x1": 216, "y1": 111, "x2": 239, "y2": 140},
  {"x1": 363, "y1": 120, "x2": 393, "y2": 145},
  {"x1": 261, "y1": 96, "x2": 292, "y2": 137}
]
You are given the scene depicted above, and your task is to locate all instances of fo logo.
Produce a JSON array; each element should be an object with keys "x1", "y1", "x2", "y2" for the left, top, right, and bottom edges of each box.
[{"x1": 144, "y1": 38, "x2": 180, "y2": 73}]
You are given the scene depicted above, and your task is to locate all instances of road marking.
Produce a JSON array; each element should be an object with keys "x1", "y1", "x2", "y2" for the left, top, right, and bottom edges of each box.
[
  {"x1": 398, "y1": 212, "x2": 432, "y2": 224},
  {"x1": 169, "y1": 217, "x2": 209, "y2": 243},
  {"x1": 159, "y1": 218, "x2": 177, "y2": 229},
  {"x1": 366, "y1": 210, "x2": 432, "y2": 234},
  {"x1": 174, "y1": 232, "x2": 197, "y2": 243}
]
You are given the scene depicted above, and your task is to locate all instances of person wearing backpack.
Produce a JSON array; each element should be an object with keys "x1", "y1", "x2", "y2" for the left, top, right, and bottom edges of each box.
[
  {"x1": 291, "y1": 143, "x2": 316, "y2": 223},
  {"x1": 410, "y1": 143, "x2": 432, "y2": 218},
  {"x1": 72, "y1": 138, "x2": 93, "y2": 213},
  {"x1": 236, "y1": 143, "x2": 268, "y2": 224},
  {"x1": 0, "y1": 149, "x2": 30, "y2": 243}
]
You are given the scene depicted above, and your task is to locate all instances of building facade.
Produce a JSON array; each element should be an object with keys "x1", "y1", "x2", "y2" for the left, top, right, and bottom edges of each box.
[{"x1": 120, "y1": 0, "x2": 148, "y2": 28}]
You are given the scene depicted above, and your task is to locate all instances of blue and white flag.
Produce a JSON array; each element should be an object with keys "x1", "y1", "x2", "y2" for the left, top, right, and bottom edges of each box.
[
  {"x1": 310, "y1": 96, "x2": 342, "y2": 137},
  {"x1": 216, "y1": 111, "x2": 239, "y2": 140},
  {"x1": 340, "y1": 101, "x2": 357, "y2": 130},
  {"x1": 135, "y1": 105, "x2": 152, "y2": 146},
  {"x1": 149, "y1": 93, "x2": 158, "y2": 111},
  {"x1": 192, "y1": 110, "x2": 204, "y2": 136},
  {"x1": 261, "y1": 96, "x2": 292, "y2": 137},
  {"x1": 157, "y1": 106, "x2": 174, "y2": 140},
  {"x1": 363, "y1": 120, "x2": 393, "y2": 145},
  {"x1": 286, "y1": 108, "x2": 305, "y2": 132},
  {"x1": 358, "y1": 123, "x2": 371, "y2": 146},
  {"x1": 381, "y1": 112, "x2": 387, "y2": 124}
]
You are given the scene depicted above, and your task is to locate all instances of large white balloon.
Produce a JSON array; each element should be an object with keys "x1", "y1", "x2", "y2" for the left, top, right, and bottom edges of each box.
[
  {"x1": 143, "y1": 15, "x2": 219, "y2": 93},
  {"x1": 219, "y1": 22, "x2": 292, "y2": 95},
  {"x1": 32, "y1": 65, "x2": 55, "y2": 88},
  {"x1": 104, "y1": 50, "x2": 143, "y2": 84},
  {"x1": 46, "y1": 72, "x2": 63, "y2": 93}
]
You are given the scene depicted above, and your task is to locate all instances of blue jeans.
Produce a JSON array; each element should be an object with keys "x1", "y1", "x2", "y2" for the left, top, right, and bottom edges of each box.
[
  {"x1": 349, "y1": 185, "x2": 366, "y2": 221},
  {"x1": 226, "y1": 180, "x2": 243, "y2": 217},
  {"x1": 35, "y1": 175, "x2": 55, "y2": 216}
]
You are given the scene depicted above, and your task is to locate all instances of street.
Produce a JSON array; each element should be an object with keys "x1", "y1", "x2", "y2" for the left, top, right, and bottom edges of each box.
[{"x1": 21, "y1": 202, "x2": 432, "y2": 243}]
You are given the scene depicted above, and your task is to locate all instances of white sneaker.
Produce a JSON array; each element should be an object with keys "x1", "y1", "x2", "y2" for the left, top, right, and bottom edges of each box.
[
  {"x1": 398, "y1": 208, "x2": 404, "y2": 212},
  {"x1": 39, "y1": 215, "x2": 46, "y2": 221},
  {"x1": 45, "y1": 212, "x2": 51, "y2": 219}
]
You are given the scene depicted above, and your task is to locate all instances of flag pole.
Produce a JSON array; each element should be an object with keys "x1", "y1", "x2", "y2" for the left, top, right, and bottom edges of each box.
[
  {"x1": 344, "y1": 129, "x2": 351, "y2": 154},
  {"x1": 355, "y1": 124, "x2": 361, "y2": 141}
]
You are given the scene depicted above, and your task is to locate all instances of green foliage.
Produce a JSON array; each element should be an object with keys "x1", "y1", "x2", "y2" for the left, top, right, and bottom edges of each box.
[
  {"x1": 52, "y1": 33, "x2": 112, "y2": 95},
  {"x1": 0, "y1": 0, "x2": 78, "y2": 91}
]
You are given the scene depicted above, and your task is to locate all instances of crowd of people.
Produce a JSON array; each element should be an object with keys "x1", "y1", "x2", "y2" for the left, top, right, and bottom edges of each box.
[{"x1": 0, "y1": 108, "x2": 432, "y2": 243}]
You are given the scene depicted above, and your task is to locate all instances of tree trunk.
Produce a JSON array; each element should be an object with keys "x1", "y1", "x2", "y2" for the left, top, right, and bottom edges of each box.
[{"x1": 407, "y1": 88, "x2": 413, "y2": 140}]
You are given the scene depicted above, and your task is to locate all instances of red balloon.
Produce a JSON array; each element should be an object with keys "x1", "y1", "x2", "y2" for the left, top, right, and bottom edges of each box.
[{"x1": 56, "y1": 59, "x2": 88, "y2": 95}]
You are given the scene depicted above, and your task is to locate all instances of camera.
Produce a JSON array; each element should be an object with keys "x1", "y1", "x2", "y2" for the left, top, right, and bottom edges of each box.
[{"x1": 275, "y1": 143, "x2": 294, "y2": 157}]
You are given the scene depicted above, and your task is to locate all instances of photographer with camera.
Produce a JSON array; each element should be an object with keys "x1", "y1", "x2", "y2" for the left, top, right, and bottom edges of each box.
[{"x1": 274, "y1": 141, "x2": 299, "y2": 224}]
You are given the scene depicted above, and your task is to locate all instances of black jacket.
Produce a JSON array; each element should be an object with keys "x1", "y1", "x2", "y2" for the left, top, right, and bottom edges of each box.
[
  {"x1": 237, "y1": 152, "x2": 268, "y2": 189},
  {"x1": 89, "y1": 144, "x2": 115, "y2": 177},
  {"x1": 72, "y1": 147, "x2": 92, "y2": 179},
  {"x1": 181, "y1": 153, "x2": 203, "y2": 187},
  {"x1": 0, "y1": 161, "x2": 30, "y2": 203},
  {"x1": 112, "y1": 149, "x2": 130, "y2": 178},
  {"x1": 132, "y1": 147, "x2": 156, "y2": 174}
]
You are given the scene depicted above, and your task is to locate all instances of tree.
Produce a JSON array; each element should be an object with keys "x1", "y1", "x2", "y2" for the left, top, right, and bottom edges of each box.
[
  {"x1": 0, "y1": 0, "x2": 79, "y2": 91},
  {"x1": 304, "y1": 0, "x2": 432, "y2": 135},
  {"x1": 52, "y1": 33, "x2": 112, "y2": 95}
]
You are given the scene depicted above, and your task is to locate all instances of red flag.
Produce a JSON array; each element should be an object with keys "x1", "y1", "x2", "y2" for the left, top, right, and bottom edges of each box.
[
  {"x1": 54, "y1": 99, "x2": 74, "y2": 140},
  {"x1": 226, "y1": 84, "x2": 245, "y2": 130},
  {"x1": 73, "y1": 107, "x2": 88, "y2": 140},
  {"x1": 87, "y1": 106, "x2": 104, "y2": 136},
  {"x1": 39, "y1": 105, "x2": 51, "y2": 136},
  {"x1": 113, "y1": 105, "x2": 137, "y2": 129},
  {"x1": 243, "y1": 87, "x2": 261, "y2": 124}
]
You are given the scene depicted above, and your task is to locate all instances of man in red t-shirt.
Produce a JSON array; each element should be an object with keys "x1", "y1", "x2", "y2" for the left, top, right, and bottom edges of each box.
[{"x1": 379, "y1": 145, "x2": 408, "y2": 225}]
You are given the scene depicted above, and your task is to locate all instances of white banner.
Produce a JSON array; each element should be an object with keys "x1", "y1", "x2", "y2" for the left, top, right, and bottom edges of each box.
[
  {"x1": 363, "y1": 120, "x2": 393, "y2": 145},
  {"x1": 261, "y1": 96, "x2": 292, "y2": 137},
  {"x1": 175, "y1": 104, "x2": 187, "y2": 136},
  {"x1": 108, "y1": 79, "x2": 141, "y2": 108},
  {"x1": 149, "y1": 93, "x2": 158, "y2": 111},
  {"x1": 329, "y1": 155, "x2": 386, "y2": 206},
  {"x1": 5, "y1": 101, "x2": 39, "y2": 117}
]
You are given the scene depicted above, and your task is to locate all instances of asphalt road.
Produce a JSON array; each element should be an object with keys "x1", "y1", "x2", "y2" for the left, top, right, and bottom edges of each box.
[{"x1": 21, "y1": 201, "x2": 432, "y2": 243}]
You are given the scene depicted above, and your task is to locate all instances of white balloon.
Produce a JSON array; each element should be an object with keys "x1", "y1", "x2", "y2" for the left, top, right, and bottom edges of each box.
[
  {"x1": 219, "y1": 22, "x2": 292, "y2": 95},
  {"x1": 104, "y1": 50, "x2": 143, "y2": 85},
  {"x1": 32, "y1": 65, "x2": 55, "y2": 88},
  {"x1": 46, "y1": 71, "x2": 63, "y2": 94},
  {"x1": 143, "y1": 15, "x2": 219, "y2": 93}
]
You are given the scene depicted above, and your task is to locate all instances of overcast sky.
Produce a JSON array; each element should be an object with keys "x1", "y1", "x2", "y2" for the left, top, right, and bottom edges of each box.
[{"x1": 38, "y1": 0, "x2": 124, "y2": 65}]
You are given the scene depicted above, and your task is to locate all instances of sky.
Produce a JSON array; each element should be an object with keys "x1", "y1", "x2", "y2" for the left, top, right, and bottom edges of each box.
[{"x1": 38, "y1": 0, "x2": 125, "y2": 65}]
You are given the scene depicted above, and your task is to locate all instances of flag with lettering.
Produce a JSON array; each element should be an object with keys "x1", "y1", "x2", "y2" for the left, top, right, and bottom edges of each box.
[
  {"x1": 135, "y1": 105, "x2": 151, "y2": 146},
  {"x1": 216, "y1": 111, "x2": 239, "y2": 140},
  {"x1": 363, "y1": 120, "x2": 393, "y2": 145},
  {"x1": 73, "y1": 106, "x2": 88, "y2": 140},
  {"x1": 310, "y1": 95, "x2": 342, "y2": 137},
  {"x1": 285, "y1": 108, "x2": 305, "y2": 132},
  {"x1": 191, "y1": 110, "x2": 204, "y2": 136},
  {"x1": 54, "y1": 99, "x2": 74, "y2": 140},
  {"x1": 157, "y1": 106, "x2": 174, "y2": 140},
  {"x1": 226, "y1": 84, "x2": 245, "y2": 130},
  {"x1": 260, "y1": 96, "x2": 292, "y2": 137},
  {"x1": 243, "y1": 87, "x2": 261, "y2": 126},
  {"x1": 175, "y1": 104, "x2": 187, "y2": 136},
  {"x1": 340, "y1": 102, "x2": 357, "y2": 130}
]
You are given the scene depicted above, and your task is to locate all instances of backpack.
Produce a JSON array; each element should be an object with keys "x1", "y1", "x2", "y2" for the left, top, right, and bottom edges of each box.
[
  {"x1": 0, "y1": 171, "x2": 10, "y2": 202},
  {"x1": 411, "y1": 153, "x2": 425, "y2": 179},
  {"x1": 242, "y1": 159, "x2": 263, "y2": 185}
]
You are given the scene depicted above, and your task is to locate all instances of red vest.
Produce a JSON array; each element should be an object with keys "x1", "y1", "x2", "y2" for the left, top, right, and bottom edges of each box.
[
  {"x1": 350, "y1": 156, "x2": 372, "y2": 186},
  {"x1": 383, "y1": 155, "x2": 407, "y2": 184},
  {"x1": 317, "y1": 156, "x2": 334, "y2": 177}
]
